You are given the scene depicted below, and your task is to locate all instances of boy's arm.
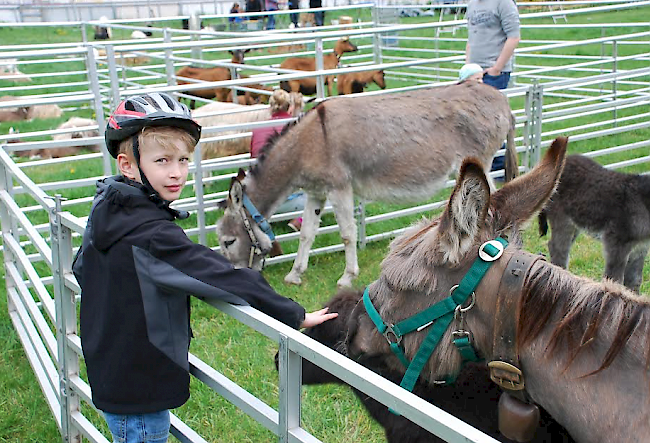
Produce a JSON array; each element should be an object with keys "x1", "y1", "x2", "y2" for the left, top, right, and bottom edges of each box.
[{"x1": 143, "y1": 223, "x2": 306, "y2": 329}]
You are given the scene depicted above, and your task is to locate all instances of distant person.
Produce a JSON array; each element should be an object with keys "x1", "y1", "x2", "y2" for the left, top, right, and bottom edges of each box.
[
  {"x1": 458, "y1": 63, "x2": 484, "y2": 83},
  {"x1": 74, "y1": 92, "x2": 336, "y2": 443},
  {"x1": 246, "y1": 0, "x2": 263, "y2": 21},
  {"x1": 289, "y1": 0, "x2": 300, "y2": 28},
  {"x1": 310, "y1": 0, "x2": 324, "y2": 26},
  {"x1": 250, "y1": 90, "x2": 305, "y2": 231},
  {"x1": 465, "y1": 0, "x2": 520, "y2": 174},
  {"x1": 265, "y1": 0, "x2": 279, "y2": 29},
  {"x1": 229, "y1": 2, "x2": 244, "y2": 25}
]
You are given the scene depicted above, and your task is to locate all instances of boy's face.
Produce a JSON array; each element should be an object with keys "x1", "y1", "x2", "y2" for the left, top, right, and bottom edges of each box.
[
  {"x1": 119, "y1": 139, "x2": 191, "y2": 201},
  {"x1": 469, "y1": 72, "x2": 484, "y2": 82}
]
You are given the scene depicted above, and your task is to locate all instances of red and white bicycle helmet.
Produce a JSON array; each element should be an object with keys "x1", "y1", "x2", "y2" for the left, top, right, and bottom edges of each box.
[{"x1": 105, "y1": 92, "x2": 201, "y2": 158}]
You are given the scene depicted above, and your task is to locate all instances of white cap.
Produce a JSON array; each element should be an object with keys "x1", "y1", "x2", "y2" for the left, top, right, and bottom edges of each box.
[{"x1": 459, "y1": 63, "x2": 484, "y2": 82}]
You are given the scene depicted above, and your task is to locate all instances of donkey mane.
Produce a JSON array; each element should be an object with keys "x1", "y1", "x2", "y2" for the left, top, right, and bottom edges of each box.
[
  {"x1": 518, "y1": 264, "x2": 650, "y2": 376},
  {"x1": 249, "y1": 118, "x2": 300, "y2": 177},
  {"x1": 249, "y1": 104, "x2": 326, "y2": 178}
]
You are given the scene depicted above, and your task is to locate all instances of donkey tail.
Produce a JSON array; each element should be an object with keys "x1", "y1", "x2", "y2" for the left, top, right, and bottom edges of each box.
[
  {"x1": 538, "y1": 210, "x2": 549, "y2": 237},
  {"x1": 504, "y1": 113, "x2": 518, "y2": 182}
]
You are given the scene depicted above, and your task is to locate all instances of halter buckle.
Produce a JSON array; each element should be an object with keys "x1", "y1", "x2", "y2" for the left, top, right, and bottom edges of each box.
[
  {"x1": 479, "y1": 240, "x2": 505, "y2": 262},
  {"x1": 488, "y1": 360, "x2": 525, "y2": 391},
  {"x1": 383, "y1": 324, "x2": 402, "y2": 345}
]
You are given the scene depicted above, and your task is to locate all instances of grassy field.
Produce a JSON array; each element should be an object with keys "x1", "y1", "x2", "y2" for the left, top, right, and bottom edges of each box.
[{"x1": 1, "y1": 4, "x2": 650, "y2": 442}]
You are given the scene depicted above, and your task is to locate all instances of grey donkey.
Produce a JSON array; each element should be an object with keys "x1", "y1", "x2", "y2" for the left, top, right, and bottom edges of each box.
[
  {"x1": 539, "y1": 154, "x2": 650, "y2": 292},
  {"x1": 217, "y1": 81, "x2": 518, "y2": 288}
]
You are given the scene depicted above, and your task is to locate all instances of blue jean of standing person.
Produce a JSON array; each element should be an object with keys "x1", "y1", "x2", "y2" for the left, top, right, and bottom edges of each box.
[
  {"x1": 266, "y1": 8, "x2": 277, "y2": 29},
  {"x1": 104, "y1": 410, "x2": 170, "y2": 443},
  {"x1": 483, "y1": 71, "x2": 510, "y2": 174}
]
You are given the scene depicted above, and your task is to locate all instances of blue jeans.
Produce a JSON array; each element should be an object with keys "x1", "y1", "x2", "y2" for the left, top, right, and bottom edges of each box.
[
  {"x1": 483, "y1": 71, "x2": 510, "y2": 173},
  {"x1": 103, "y1": 410, "x2": 170, "y2": 443},
  {"x1": 266, "y1": 8, "x2": 277, "y2": 29}
]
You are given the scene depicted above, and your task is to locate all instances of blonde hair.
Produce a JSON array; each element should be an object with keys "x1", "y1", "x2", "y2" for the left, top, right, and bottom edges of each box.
[
  {"x1": 269, "y1": 89, "x2": 292, "y2": 115},
  {"x1": 118, "y1": 126, "x2": 196, "y2": 159}
]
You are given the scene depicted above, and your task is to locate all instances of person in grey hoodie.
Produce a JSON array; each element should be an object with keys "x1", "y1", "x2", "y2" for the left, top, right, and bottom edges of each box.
[
  {"x1": 73, "y1": 92, "x2": 336, "y2": 443},
  {"x1": 465, "y1": 0, "x2": 520, "y2": 173}
]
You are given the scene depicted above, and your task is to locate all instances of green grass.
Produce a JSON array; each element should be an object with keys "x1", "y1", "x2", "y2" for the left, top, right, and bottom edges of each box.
[{"x1": 2, "y1": 4, "x2": 650, "y2": 442}]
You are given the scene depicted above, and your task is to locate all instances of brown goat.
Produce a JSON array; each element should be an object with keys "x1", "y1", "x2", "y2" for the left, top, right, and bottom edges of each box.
[
  {"x1": 176, "y1": 49, "x2": 250, "y2": 109},
  {"x1": 279, "y1": 38, "x2": 358, "y2": 96},
  {"x1": 337, "y1": 70, "x2": 386, "y2": 95}
]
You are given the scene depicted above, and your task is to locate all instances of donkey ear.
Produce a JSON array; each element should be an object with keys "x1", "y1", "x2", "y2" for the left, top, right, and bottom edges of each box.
[
  {"x1": 437, "y1": 159, "x2": 491, "y2": 264},
  {"x1": 491, "y1": 136, "x2": 568, "y2": 232},
  {"x1": 228, "y1": 178, "x2": 245, "y2": 210}
]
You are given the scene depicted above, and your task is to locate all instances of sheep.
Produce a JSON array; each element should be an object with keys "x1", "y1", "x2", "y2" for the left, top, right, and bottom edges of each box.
[
  {"x1": 16, "y1": 117, "x2": 101, "y2": 160},
  {"x1": 0, "y1": 96, "x2": 29, "y2": 122},
  {"x1": 279, "y1": 37, "x2": 358, "y2": 96},
  {"x1": 192, "y1": 92, "x2": 303, "y2": 159},
  {"x1": 27, "y1": 104, "x2": 63, "y2": 120},
  {"x1": 0, "y1": 59, "x2": 32, "y2": 83}
]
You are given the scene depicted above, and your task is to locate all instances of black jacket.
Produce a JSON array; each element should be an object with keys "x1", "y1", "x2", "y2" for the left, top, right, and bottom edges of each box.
[{"x1": 73, "y1": 176, "x2": 305, "y2": 414}]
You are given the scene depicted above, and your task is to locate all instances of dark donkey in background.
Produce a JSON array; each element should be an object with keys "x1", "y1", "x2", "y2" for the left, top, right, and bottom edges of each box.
[
  {"x1": 539, "y1": 154, "x2": 650, "y2": 292},
  {"x1": 217, "y1": 81, "x2": 518, "y2": 288},
  {"x1": 292, "y1": 290, "x2": 574, "y2": 443},
  {"x1": 346, "y1": 137, "x2": 650, "y2": 443}
]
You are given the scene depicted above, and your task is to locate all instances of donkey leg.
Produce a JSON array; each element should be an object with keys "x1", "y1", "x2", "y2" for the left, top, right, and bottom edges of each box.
[
  {"x1": 602, "y1": 237, "x2": 633, "y2": 285},
  {"x1": 547, "y1": 214, "x2": 578, "y2": 269},
  {"x1": 623, "y1": 242, "x2": 649, "y2": 292},
  {"x1": 329, "y1": 186, "x2": 359, "y2": 288},
  {"x1": 284, "y1": 196, "x2": 325, "y2": 285}
]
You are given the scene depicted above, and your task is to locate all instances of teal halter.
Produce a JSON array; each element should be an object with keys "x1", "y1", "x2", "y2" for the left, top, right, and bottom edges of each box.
[{"x1": 363, "y1": 237, "x2": 508, "y2": 398}]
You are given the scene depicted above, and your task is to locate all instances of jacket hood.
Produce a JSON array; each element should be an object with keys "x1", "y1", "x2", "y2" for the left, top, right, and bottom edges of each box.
[{"x1": 88, "y1": 175, "x2": 175, "y2": 252}]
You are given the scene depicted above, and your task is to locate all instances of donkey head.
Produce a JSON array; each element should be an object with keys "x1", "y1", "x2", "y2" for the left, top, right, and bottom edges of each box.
[
  {"x1": 346, "y1": 137, "x2": 568, "y2": 383},
  {"x1": 334, "y1": 37, "x2": 358, "y2": 56},
  {"x1": 216, "y1": 169, "x2": 281, "y2": 271}
]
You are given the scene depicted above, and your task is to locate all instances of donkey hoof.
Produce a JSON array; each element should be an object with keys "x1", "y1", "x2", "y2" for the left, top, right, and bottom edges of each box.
[
  {"x1": 336, "y1": 275, "x2": 354, "y2": 289},
  {"x1": 284, "y1": 272, "x2": 302, "y2": 286}
]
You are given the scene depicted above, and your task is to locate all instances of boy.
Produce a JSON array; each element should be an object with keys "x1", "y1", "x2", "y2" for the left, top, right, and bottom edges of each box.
[
  {"x1": 458, "y1": 63, "x2": 484, "y2": 83},
  {"x1": 72, "y1": 92, "x2": 336, "y2": 443}
]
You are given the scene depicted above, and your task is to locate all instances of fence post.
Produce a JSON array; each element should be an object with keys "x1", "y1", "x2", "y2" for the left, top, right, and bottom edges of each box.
[
  {"x1": 371, "y1": 4, "x2": 381, "y2": 64},
  {"x1": 51, "y1": 195, "x2": 82, "y2": 443},
  {"x1": 532, "y1": 80, "x2": 544, "y2": 167},
  {"x1": 0, "y1": 152, "x2": 18, "y2": 304},
  {"x1": 315, "y1": 37, "x2": 325, "y2": 100},
  {"x1": 278, "y1": 334, "x2": 302, "y2": 443},
  {"x1": 193, "y1": 143, "x2": 207, "y2": 246},
  {"x1": 164, "y1": 29, "x2": 177, "y2": 87},
  {"x1": 522, "y1": 85, "x2": 533, "y2": 172},
  {"x1": 86, "y1": 45, "x2": 113, "y2": 177},
  {"x1": 190, "y1": 13, "x2": 203, "y2": 61},
  {"x1": 105, "y1": 44, "x2": 122, "y2": 111},
  {"x1": 356, "y1": 200, "x2": 366, "y2": 250},
  {"x1": 612, "y1": 39, "x2": 618, "y2": 127}
]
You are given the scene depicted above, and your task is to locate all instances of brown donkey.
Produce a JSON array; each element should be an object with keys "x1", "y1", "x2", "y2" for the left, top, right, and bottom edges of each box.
[
  {"x1": 346, "y1": 137, "x2": 650, "y2": 443},
  {"x1": 216, "y1": 81, "x2": 518, "y2": 287}
]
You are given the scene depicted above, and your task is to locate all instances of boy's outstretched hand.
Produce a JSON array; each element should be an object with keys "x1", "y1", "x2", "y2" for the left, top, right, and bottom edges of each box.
[{"x1": 301, "y1": 307, "x2": 338, "y2": 329}]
